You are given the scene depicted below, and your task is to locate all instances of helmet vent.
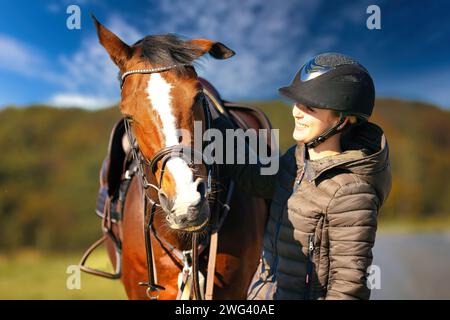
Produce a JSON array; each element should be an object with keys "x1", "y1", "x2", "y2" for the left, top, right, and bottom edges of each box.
[
  {"x1": 315, "y1": 53, "x2": 357, "y2": 68},
  {"x1": 334, "y1": 74, "x2": 360, "y2": 83}
]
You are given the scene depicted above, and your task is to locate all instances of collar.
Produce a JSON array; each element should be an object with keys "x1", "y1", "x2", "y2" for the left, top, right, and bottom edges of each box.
[{"x1": 294, "y1": 122, "x2": 387, "y2": 182}]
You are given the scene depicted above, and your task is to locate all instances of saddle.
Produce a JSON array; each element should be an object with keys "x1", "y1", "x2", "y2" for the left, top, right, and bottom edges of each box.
[{"x1": 95, "y1": 119, "x2": 133, "y2": 221}]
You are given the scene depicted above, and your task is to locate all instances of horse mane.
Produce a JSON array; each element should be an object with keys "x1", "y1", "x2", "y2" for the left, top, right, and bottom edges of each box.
[{"x1": 134, "y1": 34, "x2": 201, "y2": 75}]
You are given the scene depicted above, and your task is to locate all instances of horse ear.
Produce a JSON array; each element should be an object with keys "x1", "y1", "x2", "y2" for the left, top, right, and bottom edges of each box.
[
  {"x1": 91, "y1": 14, "x2": 131, "y2": 69},
  {"x1": 188, "y1": 39, "x2": 235, "y2": 60}
]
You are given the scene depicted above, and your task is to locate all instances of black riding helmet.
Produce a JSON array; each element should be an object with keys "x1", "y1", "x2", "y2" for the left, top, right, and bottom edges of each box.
[{"x1": 279, "y1": 52, "x2": 375, "y2": 148}]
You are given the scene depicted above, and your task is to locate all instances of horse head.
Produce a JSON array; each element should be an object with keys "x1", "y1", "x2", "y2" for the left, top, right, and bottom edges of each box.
[{"x1": 92, "y1": 16, "x2": 234, "y2": 233}]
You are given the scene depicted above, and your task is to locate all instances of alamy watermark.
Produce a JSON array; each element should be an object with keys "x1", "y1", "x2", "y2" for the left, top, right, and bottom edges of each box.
[
  {"x1": 66, "y1": 265, "x2": 81, "y2": 290},
  {"x1": 66, "y1": 5, "x2": 81, "y2": 30},
  {"x1": 367, "y1": 5, "x2": 381, "y2": 30},
  {"x1": 366, "y1": 264, "x2": 381, "y2": 290},
  {"x1": 170, "y1": 120, "x2": 280, "y2": 175}
]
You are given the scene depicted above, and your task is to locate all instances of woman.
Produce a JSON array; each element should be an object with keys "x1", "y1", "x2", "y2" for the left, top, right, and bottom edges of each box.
[{"x1": 221, "y1": 52, "x2": 392, "y2": 300}]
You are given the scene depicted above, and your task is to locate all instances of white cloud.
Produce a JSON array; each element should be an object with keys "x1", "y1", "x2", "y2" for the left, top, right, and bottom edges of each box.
[
  {"x1": 145, "y1": 0, "x2": 331, "y2": 99},
  {"x1": 0, "y1": 34, "x2": 65, "y2": 85},
  {"x1": 107, "y1": 13, "x2": 144, "y2": 43},
  {"x1": 0, "y1": 34, "x2": 48, "y2": 77},
  {"x1": 57, "y1": 36, "x2": 119, "y2": 96},
  {"x1": 50, "y1": 15, "x2": 144, "y2": 108},
  {"x1": 46, "y1": 12, "x2": 153, "y2": 110},
  {"x1": 47, "y1": 0, "x2": 355, "y2": 109},
  {"x1": 48, "y1": 93, "x2": 116, "y2": 109}
]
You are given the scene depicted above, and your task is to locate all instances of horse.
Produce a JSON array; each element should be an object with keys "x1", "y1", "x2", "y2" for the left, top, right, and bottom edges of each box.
[{"x1": 83, "y1": 16, "x2": 271, "y2": 300}]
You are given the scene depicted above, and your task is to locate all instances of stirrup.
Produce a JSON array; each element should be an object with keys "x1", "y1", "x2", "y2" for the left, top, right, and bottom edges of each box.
[{"x1": 79, "y1": 235, "x2": 122, "y2": 279}]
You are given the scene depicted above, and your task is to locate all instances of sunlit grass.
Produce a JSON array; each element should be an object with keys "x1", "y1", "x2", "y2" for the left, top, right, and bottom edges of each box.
[{"x1": 0, "y1": 249, "x2": 127, "y2": 300}]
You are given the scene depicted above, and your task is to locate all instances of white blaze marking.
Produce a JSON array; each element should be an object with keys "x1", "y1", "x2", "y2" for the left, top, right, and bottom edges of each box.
[{"x1": 146, "y1": 74, "x2": 199, "y2": 207}]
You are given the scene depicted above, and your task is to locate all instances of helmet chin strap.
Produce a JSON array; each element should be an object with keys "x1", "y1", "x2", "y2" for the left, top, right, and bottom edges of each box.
[{"x1": 305, "y1": 113, "x2": 346, "y2": 149}]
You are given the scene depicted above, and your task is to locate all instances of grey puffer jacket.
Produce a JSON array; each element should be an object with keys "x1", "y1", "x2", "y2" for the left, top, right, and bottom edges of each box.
[{"x1": 227, "y1": 121, "x2": 392, "y2": 300}]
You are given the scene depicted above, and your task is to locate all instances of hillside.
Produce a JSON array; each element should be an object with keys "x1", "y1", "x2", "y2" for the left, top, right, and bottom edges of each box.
[{"x1": 1, "y1": 98, "x2": 449, "y2": 251}]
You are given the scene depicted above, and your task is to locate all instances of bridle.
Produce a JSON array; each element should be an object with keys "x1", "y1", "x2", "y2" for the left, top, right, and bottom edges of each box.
[
  {"x1": 121, "y1": 63, "x2": 218, "y2": 300},
  {"x1": 120, "y1": 64, "x2": 190, "y2": 89}
]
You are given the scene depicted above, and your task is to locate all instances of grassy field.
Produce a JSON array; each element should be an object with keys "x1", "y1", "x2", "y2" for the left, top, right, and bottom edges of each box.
[
  {"x1": 0, "y1": 249, "x2": 127, "y2": 300},
  {"x1": 1, "y1": 217, "x2": 449, "y2": 300}
]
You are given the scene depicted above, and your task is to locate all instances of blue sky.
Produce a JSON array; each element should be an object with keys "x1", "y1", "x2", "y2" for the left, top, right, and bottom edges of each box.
[{"x1": 0, "y1": 0, "x2": 449, "y2": 109}]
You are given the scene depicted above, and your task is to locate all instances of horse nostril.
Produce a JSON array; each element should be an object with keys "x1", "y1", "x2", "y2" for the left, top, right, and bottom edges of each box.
[{"x1": 196, "y1": 179, "x2": 207, "y2": 198}]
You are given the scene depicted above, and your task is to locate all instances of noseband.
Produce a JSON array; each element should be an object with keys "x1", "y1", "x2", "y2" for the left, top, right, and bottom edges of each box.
[{"x1": 121, "y1": 63, "x2": 216, "y2": 299}]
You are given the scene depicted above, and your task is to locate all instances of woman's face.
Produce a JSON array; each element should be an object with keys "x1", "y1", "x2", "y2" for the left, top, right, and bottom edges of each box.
[{"x1": 292, "y1": 103, "x2": 340, "y2": 143}]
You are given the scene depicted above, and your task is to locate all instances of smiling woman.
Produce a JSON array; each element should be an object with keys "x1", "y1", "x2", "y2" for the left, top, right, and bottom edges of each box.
[
  {"x1": 292, "y1": 103, "x2": 358, "y2": 160},
  {"x1": 222, "y1": 52, "x2": 392, "y2": 300}
]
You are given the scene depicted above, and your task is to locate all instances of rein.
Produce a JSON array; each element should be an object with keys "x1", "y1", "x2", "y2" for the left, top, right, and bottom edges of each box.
[{"x1": 121, "y1": 64, "x2": 222, "y2": 300}]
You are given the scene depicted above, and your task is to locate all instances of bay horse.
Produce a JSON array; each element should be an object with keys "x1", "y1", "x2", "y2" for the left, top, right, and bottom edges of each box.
[{"x1": 85, "y1": 16, "x2": 270, "y2": 300}]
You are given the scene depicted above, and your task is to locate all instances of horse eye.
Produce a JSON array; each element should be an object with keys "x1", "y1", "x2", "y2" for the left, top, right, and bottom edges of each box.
[{"x1": 194, "y1": 92, "x2": 205, "y2": 103}]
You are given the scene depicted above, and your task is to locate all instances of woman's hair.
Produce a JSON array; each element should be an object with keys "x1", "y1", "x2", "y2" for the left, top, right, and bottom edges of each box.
[
  {"x1": 331, "y1": 110, "x2": 359, "y2": 128},
  {"x1": 347, "y1": 115, "x2": 358, "y2": 125}
]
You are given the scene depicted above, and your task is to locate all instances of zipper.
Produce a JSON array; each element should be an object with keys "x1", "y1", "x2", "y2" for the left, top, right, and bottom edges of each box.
[
  {"x1": 270, "y1": 202, "x2": 287, "y2": 279},
  {"x1": 270, "y1": 163, "x2": 308, "y2": 279},
  {"x1": 294, "y1": 160, "x2": 308, "y2": 192},
  {"x1": 293, "y1": 171, "x2": 303, "y2": 192},
  {"x1": 304, "y1": 234, "x2": 315, "y2": 300}
]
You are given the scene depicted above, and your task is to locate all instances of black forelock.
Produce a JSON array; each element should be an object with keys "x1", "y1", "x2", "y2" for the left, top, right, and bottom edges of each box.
[{"x1": 135, "y1": 34, "x2": 202, "y2": 72}]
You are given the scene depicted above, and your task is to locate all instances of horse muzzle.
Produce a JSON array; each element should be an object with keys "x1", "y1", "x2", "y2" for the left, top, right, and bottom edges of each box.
[
  {"x1": 165, "y1": 200, "x2": 210, "y2": 232},
  {"x1": 161, "y1": 178, "x2": 211, "y2": 232}
]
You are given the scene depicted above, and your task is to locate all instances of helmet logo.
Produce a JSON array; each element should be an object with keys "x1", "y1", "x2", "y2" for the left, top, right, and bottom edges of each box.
[{"x1": 300, "y1": 58, "x2": 334, "y2": 82}]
